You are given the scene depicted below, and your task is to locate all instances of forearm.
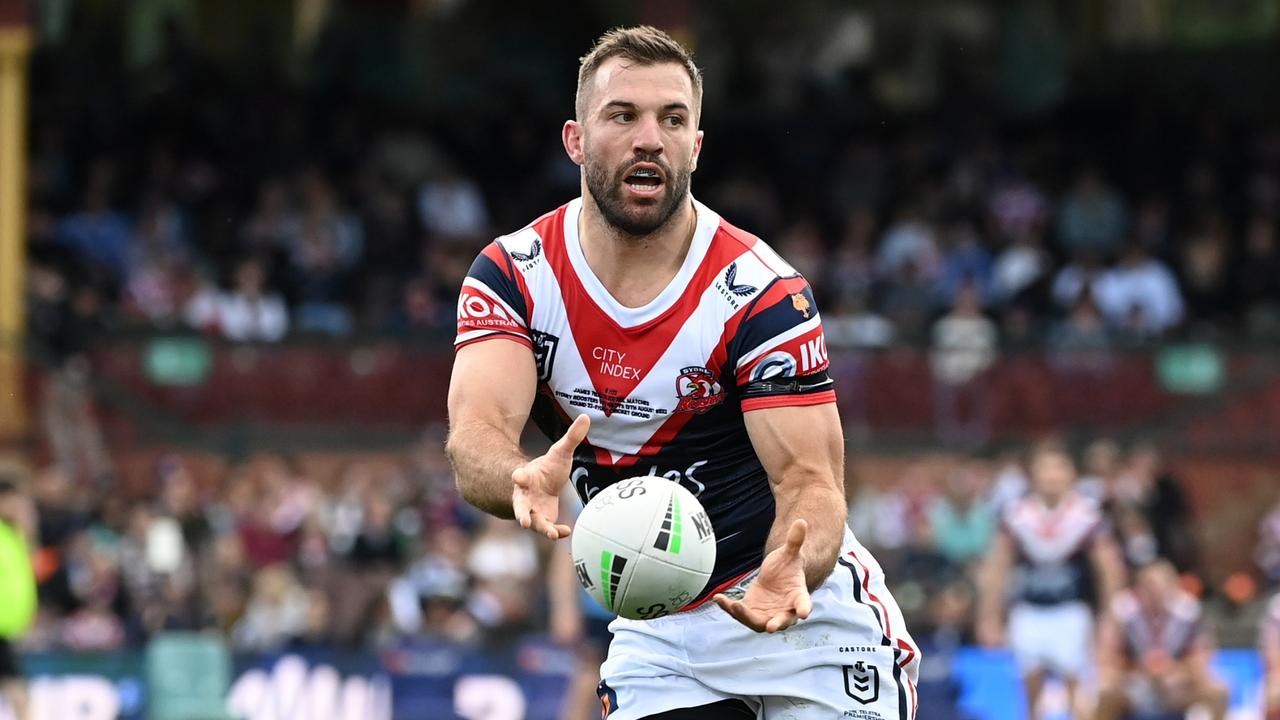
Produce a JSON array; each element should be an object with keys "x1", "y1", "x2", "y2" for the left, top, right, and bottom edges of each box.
[
  {"x1": 445, "y1": 419, "x2": 530, "y2": 519},
  {"x1": 769, "y1": 478, "x2": 846, "y2": 591}
]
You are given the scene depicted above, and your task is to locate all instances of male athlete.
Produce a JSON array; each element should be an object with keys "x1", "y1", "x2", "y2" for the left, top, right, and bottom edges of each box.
[
  {"x1": 1094, "y1": 559, "x2": 1227, "y2": 720},
  {"x1": 0, "y1": 480, "x2": 36, "y2": 720},
  {"x1": 977, "y1": 444, "x2": 1125, "y2": 720},
  {"x1": 447, "y1": 26, "x2": 919, "y2": 720},
  {"x1": 1261, "y1": 591, "x2": 1280, "y2": 720}
]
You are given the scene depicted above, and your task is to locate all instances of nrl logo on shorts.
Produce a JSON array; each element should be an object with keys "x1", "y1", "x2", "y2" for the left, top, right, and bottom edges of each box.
[
  {"x1": 843, "y1": 661, "x2": 880, "y2": 705},
  {"x1": 674, "y1": 366, "x2": 724, "y2": 414}
]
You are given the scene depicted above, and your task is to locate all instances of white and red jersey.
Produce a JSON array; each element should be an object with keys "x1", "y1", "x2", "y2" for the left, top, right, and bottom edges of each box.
[
  {"x1": 455, "y1": 197, "x2": 835, "y2": 602},
  {"x1": 1262, "y1": 593, "x2": 1280, "y2": 668},
  {"x1": 1001, "y1": 491, "x2": 1106, "y2": 606},
  {"x1": 1110, "y1": 588, "x2": 1206, "y2": 662}
]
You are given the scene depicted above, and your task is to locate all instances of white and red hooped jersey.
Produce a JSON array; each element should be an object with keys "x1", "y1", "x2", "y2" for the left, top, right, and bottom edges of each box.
[
  {"x1": 1001, "y1": 491, "x2": 1106, "y2": 606},
  {"x1": 455, "y1": 197, "x2": 835, "y2": 602},
  {"x1": 1109, "y1": 588, "x2": 1206, "y2": 662}
]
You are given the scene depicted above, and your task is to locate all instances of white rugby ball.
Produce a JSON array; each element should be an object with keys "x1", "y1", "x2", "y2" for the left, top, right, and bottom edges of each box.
[{"x1": 570, "y1": 477, "x2": 717, "y2": 620}]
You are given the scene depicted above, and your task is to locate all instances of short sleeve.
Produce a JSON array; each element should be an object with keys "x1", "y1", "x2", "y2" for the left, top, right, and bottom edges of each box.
[
  {"x1": 730, "y1": 278, "x2": 836, "y2": 412},
  {"x1": 455, "y1": 241, "x2": 532, "y2": 350}
]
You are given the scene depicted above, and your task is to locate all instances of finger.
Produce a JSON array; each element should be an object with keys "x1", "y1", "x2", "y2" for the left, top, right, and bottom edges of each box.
[
  {"x1": 529, "y1": 510, "x2": 560, "y2": 540},
  {"x1": 783, "y1": 518, "x2": 808, "y2": 559},
  {"x1": 713, "y1": 594, "x2": 769, "y2": 632},
  {"x1": 765, "y1": 610, "x2": 797, "y2": 633},
  {"x1": 511, "y1": 466, "x2": 531, "y2": 488},
  {"x1": 550, "y1": 415, "x2": 591, "y2": 458},
  {"x1": 794, "y1": 590, "x2": 813, "y2": 620},
  {"x1": 512, "y1": 489, "x2": 532, "y2": 529}
]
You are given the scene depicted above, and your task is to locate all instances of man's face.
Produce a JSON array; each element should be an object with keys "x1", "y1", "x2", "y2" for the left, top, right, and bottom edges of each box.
[
  {"x1": 1031, "y1": 451, "x2": 1075, "y2": 499},
  {"x1": 565, "y1": 57, "x2": 703, "y2": 237}
]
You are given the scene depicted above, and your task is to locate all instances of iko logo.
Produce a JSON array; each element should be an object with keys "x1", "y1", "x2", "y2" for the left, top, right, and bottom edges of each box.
[
  {"x1": 600, "y1": 551, "x2": 628, "y2": 612},
  {"x1": 843, "y1": 661, "x2": 880, "y2": 705},
  {"x1": 652, "y1": 493, "x2": 684, "y2": 554},
  {"x1": 510, "y1": 238, "x2": 541, "y2": 263}
]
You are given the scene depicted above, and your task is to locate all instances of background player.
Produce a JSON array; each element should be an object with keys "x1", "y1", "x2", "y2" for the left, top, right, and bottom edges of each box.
[
  {"x1": 977, "y1": 443, "x2": 1125, "y2": 720},
  {"x1": 0, "y1": 479, "x2": 36, "y2": 720},
  {"x1": 446, "y1": 25, "x2": 918, "y2": 720},
  {"x1": 1262, "y1": 590, "x2": 1280, "y2": 720},
  {"x1": 1094, "y1": 558, "x2": 1228, "y2": 720}
]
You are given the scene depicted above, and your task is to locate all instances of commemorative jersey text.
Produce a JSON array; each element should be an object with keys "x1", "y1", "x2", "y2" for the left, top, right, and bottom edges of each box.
[{"x1": 455, "y1": 197, "x2": 836, "y2": 601}]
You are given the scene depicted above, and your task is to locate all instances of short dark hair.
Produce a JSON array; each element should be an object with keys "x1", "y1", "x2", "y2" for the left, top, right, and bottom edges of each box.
[{"x1": 576, "y1": 26, "x2": 703, "y2": 122}]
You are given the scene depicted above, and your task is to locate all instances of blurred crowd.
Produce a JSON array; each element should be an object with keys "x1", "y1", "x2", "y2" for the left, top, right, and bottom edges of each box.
[
  {"x1": 850, "y1": 438, "x2": 1202, "y2": 644},
  {"x1": 2, "y1": 428, "x2": 559, "y2": 656},
  {"x1": 22, "y1": 6, "x2": 1280, "y2": 364},
  {"x1": 0, "y1": 431, "x2": 1254, "y2": 659}
]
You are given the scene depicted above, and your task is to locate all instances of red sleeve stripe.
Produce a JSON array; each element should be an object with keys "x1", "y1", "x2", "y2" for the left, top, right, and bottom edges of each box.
[
  {"x1": 481, "y1": 242, "x2": 513, "y2": 279},
  {"x1": 741, "y1": 389, "x2": 836, "y2": 412},
  {"x1": 454, "y1": 332, "x2": 533, "y2": 352},
  {"x1": 744, "y1": 281, "x2": 794, "y2": 321}
]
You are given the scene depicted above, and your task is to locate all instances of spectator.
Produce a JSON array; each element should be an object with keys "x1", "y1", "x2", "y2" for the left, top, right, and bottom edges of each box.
[
  {"x1": 877, "y1": 202, "x2": 941, "y2": 282},
  {"x1": 241, "y1": 178, "x2": 300, "y2": 253},
  {"x1": 231, "y1": 564, "x2": 311, "y2": 651},
  {"x1": 1092, "y1": 242, "x2": 1185, "y2": 339},
  {"x1": 416, "y1": 165, "x2": 490, "y2": 241},
  {"x1": 1117, "y1": 443, "x2": 1200, "y2": 575},
  {"x1": 56, "y1": 160, "x2": 132, "y2": 283},
  {"x1": 990, "y1": 230, "x2": 1050, "y2": 308},
  {"x1": 188, "y1": 256, "x2": 290, "y2": 342},
  {"x1": 1238, "y1": 215, "x2": 1280, "y2": 338},
  {"x1": 927, "y1": 465, "x2": 997, "y2": 570},
  {"x1": 934, "y1": 220, "x2": 993, "y2": 308},
  {"x1": 823, "y1": 207, "x2": 879, "y2": 306},
  {"x1": 930, "y1": 283, "x2": 998, "y2": 445},
  {"x1": 1055, "y1": 166, "x2": 1130, "y2": 258},
  {"x1": 1047, "y1": 292, "x2": 1113, "y2": 374},
  {"x1": 1176, "y1": 217, "x2": 1234, "y2": 329}
]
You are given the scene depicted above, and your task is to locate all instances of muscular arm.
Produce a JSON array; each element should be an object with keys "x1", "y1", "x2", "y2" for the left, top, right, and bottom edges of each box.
[
  {"x1": 445, "y1": 339, "x2": 538, "y2": 518},
  {"x1": 976, "y1": 531, "x2": 1013, "y2": 644},
  {"x1": 1090, "y1": 532, "x2": 1127, "y2": 608},
  {"x1": 745, "y1": 402, "x2": 847, "y2": 592}
]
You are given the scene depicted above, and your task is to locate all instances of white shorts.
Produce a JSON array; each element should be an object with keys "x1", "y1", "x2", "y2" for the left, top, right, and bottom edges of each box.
[
  {"x1": 598, "y1": 528, "x2": 920, "y2": 720},
  {"x1": 1008, "y1": 601, "x2": 1094, "y2": 678}
]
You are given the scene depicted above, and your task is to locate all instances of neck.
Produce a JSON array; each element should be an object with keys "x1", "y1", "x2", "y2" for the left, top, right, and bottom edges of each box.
[
  {"x1": 1039, "y1": 491, "x2": 1065, "y2": 508},
  {"x1": 578, "y1": 192, "x2": 697, "y2": 308}
]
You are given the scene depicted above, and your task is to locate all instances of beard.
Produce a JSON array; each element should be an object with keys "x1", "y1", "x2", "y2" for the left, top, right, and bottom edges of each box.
[{"x1": 584, "y1": 150, "x2": 691, "y2": 237}]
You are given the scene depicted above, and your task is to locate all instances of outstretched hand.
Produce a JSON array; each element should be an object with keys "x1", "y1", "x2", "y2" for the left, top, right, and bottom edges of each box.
[
  {"x1": 512, "y1": 414, "x2": 590, "y2": 541},
  {"x1": 714, "y1": 519, "x2": 813, "y2": 633}
]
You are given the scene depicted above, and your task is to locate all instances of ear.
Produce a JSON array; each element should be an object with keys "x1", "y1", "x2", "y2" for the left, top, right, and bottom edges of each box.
[
  {"x1": 690, "y1": 129, "x2": 705, "y2": 173},
  {"x1": 563, "y1": 120, "x2": 585, "y2": 166}
]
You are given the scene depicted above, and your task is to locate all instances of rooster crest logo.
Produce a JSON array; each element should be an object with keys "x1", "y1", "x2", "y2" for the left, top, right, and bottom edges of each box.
[
  {"x1": 675, "y1": 366, "x2": 724, "y2": 414},
  {"x1": 791, "y1": 293, "x2": 811, "y2": 318},
  {"x1": 511, "y1": 238, "x2": 541, "y2": 263}
]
